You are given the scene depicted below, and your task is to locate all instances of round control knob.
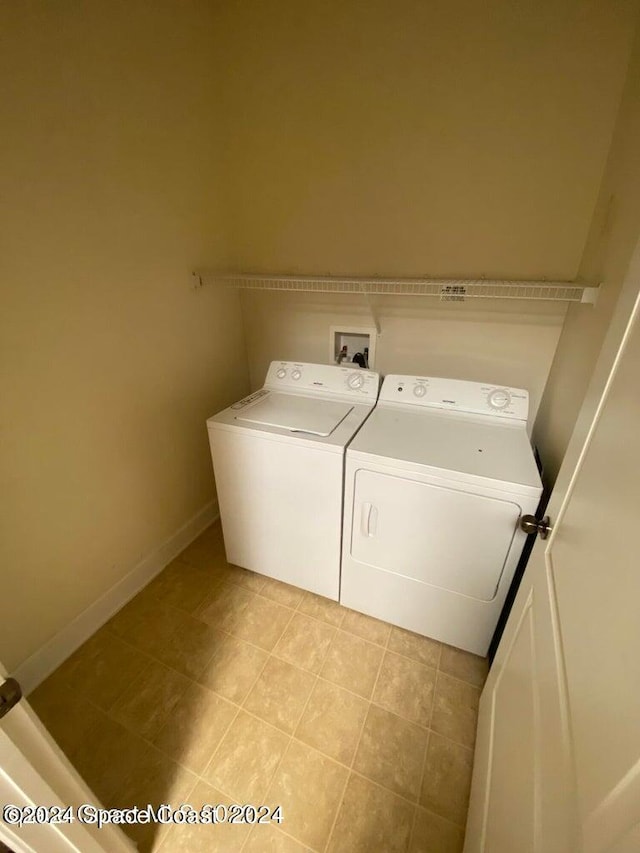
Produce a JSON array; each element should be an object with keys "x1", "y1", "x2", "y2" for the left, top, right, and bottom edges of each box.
[
  {"x1": 413, "y1": 385, "x2": 427, "y2": 398},
  {"x1": 276, "y1": 368, "x2": 287, "y2": 379},
  {"x1": 291, "y1": 369, "x2": 302, "y2": 381},
  {"x1": 488, "y1": 388, "x2": 511, "y2": 410},
  {"x1": 347, "y1": 372, "x2": 365, "y2": 390}
]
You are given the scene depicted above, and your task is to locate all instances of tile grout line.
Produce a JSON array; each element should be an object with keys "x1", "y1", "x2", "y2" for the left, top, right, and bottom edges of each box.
[
  {"x1": 241, "y1": 599, "x2": 345, "y2": 852},
  {"x1": 51, "y1": 550, "x2": 483, "y2": 843},
  {"x1": 321, "y1": 617, "x2": 393, "y2": 853},
  {"x1": 75, "y1": 590, "x2": 477, "y2": 810},
  {"x1": 69, "y1": 597, "x2": 480, "y2": 770},
  {"x1": 103, "y1": 606, "x2": 302, "y2": 806},
  {"x1": 183, "y1": 606, "x2": 304, "y2": 852},
  {"x1": 120, "y1": 568, "x2": 487, "y2": 690},
  {"x1": 236, "y1": 604, "x2": 310, "y2": 853}
]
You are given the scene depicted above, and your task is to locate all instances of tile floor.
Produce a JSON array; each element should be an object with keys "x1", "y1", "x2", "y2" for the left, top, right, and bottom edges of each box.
[{"x1": 30, "y1": 522, "x2": 488, "y2": 852}]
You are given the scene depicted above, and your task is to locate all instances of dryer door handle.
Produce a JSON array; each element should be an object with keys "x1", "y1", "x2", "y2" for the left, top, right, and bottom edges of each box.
[{"x1": 361, "y1": 502, "x2": 378, "y2": 537}]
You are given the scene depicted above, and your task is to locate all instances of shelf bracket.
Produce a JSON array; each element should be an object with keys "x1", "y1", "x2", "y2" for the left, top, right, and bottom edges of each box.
[
  {"x1": 358, "y1": 284, "x2": 381, "y2": 335},
  {"x1": 580, "y1": 286, "x2": 599, "y2": 306}
]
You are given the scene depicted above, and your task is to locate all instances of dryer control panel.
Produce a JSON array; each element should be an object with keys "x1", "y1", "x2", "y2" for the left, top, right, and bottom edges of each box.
[
  {"x1": 265, "y1": 361, "x2": 380, "y2": 401},
  {"x1": 380, "y1": 375, "x2": 529, "y2": 421}
]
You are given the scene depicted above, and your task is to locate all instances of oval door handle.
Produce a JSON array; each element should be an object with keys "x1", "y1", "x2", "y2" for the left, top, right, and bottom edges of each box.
[
  {"x1": 361, "y1": 503, "x2": 378, "y2": 537},
  {"x1": 520, "y1": 514, "x2": 552, "y2": 539}
]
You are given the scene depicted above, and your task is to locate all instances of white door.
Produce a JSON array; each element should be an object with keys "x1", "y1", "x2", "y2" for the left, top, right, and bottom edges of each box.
[
  {"x1": 0, "y1": 665, "x2": 134, "y2": 852},
  {"x1": 351, "y1": 469, "x2": 522, "y2": 600},
  {"x1": 465, "y1": 251, "x2": 640, "y2": 851}
]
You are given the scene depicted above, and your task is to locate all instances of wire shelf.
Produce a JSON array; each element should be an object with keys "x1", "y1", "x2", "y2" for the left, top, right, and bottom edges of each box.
[{"x1": 195, "y1": 272, "x2": 598, "y2": 304}]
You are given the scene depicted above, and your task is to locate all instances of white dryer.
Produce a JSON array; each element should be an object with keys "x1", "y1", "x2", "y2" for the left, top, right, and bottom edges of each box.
[
  {"x1": 207, "y1": 361, "x2": 379, "y2": 600},
  {"x1": 340, "y1": 375, "x2": 543, "y2": 654}
]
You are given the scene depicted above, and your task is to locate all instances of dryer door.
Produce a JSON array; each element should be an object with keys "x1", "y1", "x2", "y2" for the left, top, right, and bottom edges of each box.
[{"x1": 350, "y1": 470, "x2": 521, "y2": 601}]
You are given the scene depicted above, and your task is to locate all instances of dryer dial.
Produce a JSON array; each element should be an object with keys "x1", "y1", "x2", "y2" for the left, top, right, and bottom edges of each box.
[
  {"x1": 347, "y1": 372, "x2": 365, "y2": 390},
  {"x1": 291, "y1": 369, "x2": 302, "y2": 381},
  {"x1": 487, "y1": 388, "x2": 511, "y2": 410},
  {"x1": 413, "y1": 385, "x2": 427, "y2": 398},
  {"x1": 276, "y1": 368, "x2": 287, "y2": 379}
]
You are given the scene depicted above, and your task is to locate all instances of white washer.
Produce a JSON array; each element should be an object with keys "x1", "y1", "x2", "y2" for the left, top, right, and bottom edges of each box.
[
  {"x1": 207, "y1": 361, "x2": 380, "y2": 600},
  {"x1": 340, "y1": 375, "x2": 543, "y2": 654}
]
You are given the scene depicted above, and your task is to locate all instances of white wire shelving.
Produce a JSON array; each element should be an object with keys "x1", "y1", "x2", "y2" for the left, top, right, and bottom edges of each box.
[{"x1": 194, "y1": 271, "x2": 599, "y2": 305}]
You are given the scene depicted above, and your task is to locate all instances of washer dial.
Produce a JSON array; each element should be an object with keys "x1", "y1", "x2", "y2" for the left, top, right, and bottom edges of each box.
[
  {"x1": 276, "y1": 368, "x2": 287, "y2": 379},
  {"x1": 413, "y1": 385, "x2": 427, "y2": 398},
  {"x1": 347, "y1": 372, "x2": 365, "y2": 390},
  {"x1": 291, "y1": 369, "x2": 302, "y2": 381},
  {"x1": 487, "y1": 388, "x2": 512, "y2": 411}
]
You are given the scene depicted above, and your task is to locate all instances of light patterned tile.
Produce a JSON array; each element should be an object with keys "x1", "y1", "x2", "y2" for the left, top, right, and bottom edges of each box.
[
  {"x1": 197, "y1": 634, "x2": 268, "y2": 703},
  {"x1": 353, "y1": 705, "x2": 428, "y2": 801},
  {"x1": 55, "y1": 626, "x2": 149, "y2": 711},
  {"x1": 320, "y1": 630, "x2": 384, "y2": 699},
  {"x1": 274, "y1": 613, "x2": 336, "y2": 674},
  {"x1": 226, "y1": 593, "x2": 292, "y2": 650},
  {"x1": 372, "y1": 651, "x2": 436, "y2": 727},
  {"x1": 244, "y1": 657, "x2": 315, "y2": 734},
  {"x1": 420, "y1": 732, "x2": 473, "y2": 825},
  {"x1": 267, "y1": 740, "x2": 348, "y2": 850},
  {"x1": 158, "y1": 779, "x2": 252, "y2": 852},
  {"x1": 327, "y1": 773, "x2": 414, "y2": 853},
  {"x1": 298, "y1": 591, "x2": 345, "y2": 627},
  {"x1": 110, "y1": 658, "x2": 191, "y2": 740},
  {"x1": 107, "y1": 594, "x2": 184, "y2": 655},
  {"x1": 259, "y1": 577, "x2": 306, "y2": 609},
  {"x1": 116, "y1": 752, "x2": 196, "y2": 851},
  {"x1": 388, "y1": 626, "x2": 442, "y2": 668},
  {"x1": 196, "y1": 582, "x2": 256, "y2": 633},
  {"x1": 177, "y1": 525, "x2": 228, "y2": 572},
  {"x1": 340, "y1": 609, "x2": 391, "y2": 646},
  {"x1": 203, "y1": 711, "x2": 289, "y2": 802},
  {"x1": 440, "y1": 645, "x2": 489, "y2": 688},
  {"x1": 244, "y1": 823, "x2": 312, "y2": 852},
  {"x1": 223, "y1": 564, "x2": 267, "y2": 592},
  {"x1": 29, "y1": 679, "x2": 104, "y2": 770},
  {"x1": 60, "y1": 713, "x2": 161, "y2": 810},
  {"x1": 153, "y1": 611, "x2": 227, "y2": 680},
  {"x1": 431, "y1": 674, "x2": 480, "y2": 749},
  {"x1": 152, "y1": 682, "x2": 237, "y2": 774},
  {"x1": 295, "y1": 679, "x2": 368, "y2": 766},
  {"x1": 410, "y1": 807, "x2": 465, "y2": 853},
  {"x1": 147, "y1": 557, "x2": 224, "y2": 613}
]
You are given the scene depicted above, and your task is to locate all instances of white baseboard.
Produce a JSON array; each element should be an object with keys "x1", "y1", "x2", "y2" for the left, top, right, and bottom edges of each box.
[{"x1": 17, "y1": 500, "x2": 219, "y2": 696}]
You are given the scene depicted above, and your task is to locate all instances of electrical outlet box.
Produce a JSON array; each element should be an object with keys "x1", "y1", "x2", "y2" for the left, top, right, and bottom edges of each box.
[{"x1": 329, "y1": 326, "x2": 377, "y2": 369}]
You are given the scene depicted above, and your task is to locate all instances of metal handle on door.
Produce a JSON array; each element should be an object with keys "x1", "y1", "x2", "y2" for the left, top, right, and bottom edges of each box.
[
  {"x1": 361, "y1": 502, "x2": 378, "y2": 537},
  {"x1": 520, "y1": 514, "x2": 552, "y2": 539}
]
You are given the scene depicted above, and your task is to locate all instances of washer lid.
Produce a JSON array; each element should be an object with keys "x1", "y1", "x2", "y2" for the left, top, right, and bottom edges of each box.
[
  {"x1": 348, "y1": 406, "x2": 542, "y2": 493},
  {"x1": 235, "y1": 392, "x2": 354, "y2": 437}
]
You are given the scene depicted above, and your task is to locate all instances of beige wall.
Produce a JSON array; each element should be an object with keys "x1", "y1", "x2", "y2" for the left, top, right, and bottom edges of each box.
[
  {"x1": 228, "y1": 0, "x2": 637, "y2": 451},
  {"x1": 0, "y1": 3, "x2": 249, "y2": 671},
  {"x1": 533, "y1": 23, "x2": 640, "y2": 485},
  {"x1": 220, "y1": 0, "x2": 637, "y2": 279},
  {"x1": 242, "y1": 291, "x2": 566, "y2": 426}
]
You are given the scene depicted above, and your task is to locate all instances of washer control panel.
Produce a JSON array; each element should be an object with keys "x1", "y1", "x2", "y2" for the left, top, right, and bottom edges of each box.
[
  {"x1": 230, "y1": 389, "x2": 270, "y2": 410},
  {"x1": 380, "y1": 375, "x2": 529, "y2": 420},
  {"x1": 265, "y1": 361, "x2": 380, "y2": 400}
]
